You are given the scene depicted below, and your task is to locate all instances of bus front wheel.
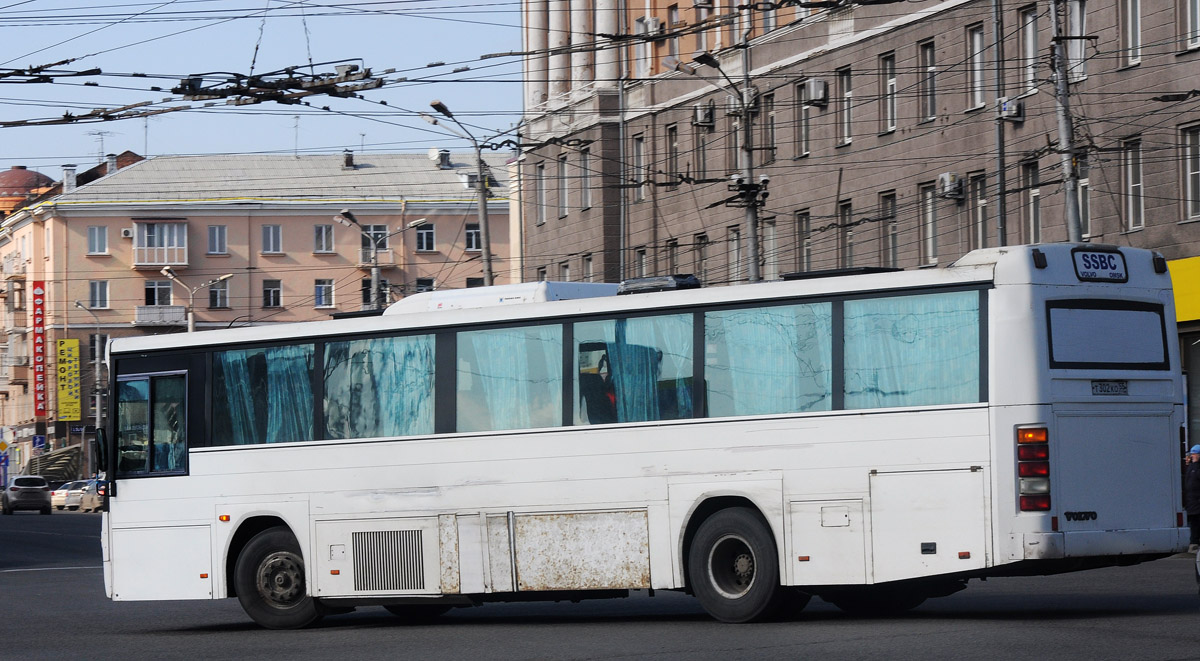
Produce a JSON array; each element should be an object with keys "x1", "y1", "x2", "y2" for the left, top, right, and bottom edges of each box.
[
  {"x1": 688, "y1": 507, "x2": 789, "y2": 623},
  {"x1": 234, "y1": 526, "x2": 324, "y2": 629}
]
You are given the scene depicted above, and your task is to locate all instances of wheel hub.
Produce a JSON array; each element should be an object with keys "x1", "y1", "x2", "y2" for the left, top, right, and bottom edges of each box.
[
  {"x1": 256, "y1": 551, "x2": 305, "y2": 608},
  {"x1": 708, "y1": 534, "x2": 756, "y2": 599}
]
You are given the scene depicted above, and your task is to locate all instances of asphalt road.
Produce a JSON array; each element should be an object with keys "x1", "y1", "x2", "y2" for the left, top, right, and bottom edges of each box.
[{"x1": 3, "y1": 511, "x2": 1199, "y2": 660}]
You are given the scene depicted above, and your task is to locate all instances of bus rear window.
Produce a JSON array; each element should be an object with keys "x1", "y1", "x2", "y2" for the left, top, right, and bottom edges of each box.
[{"x1": 1047, "y1": 301, "x2": 1168, "y2": 370}]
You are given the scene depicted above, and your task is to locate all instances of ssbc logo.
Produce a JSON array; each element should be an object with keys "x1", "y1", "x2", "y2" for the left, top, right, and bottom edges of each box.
[{"x1": 1063, "y1": 511, "x2": 1098, "y2": 521}]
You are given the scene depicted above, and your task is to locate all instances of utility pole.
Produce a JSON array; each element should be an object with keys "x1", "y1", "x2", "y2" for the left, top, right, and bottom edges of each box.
[
  {"x1": 992, "y1": 0, "x2": 1008, "y2": 246},
  {"x1": 1051, "y1": 0, "x2": 1084, "y2": 242},
  {"x1": 739, "y1": 28, "x2": 761, "y2": 283}
]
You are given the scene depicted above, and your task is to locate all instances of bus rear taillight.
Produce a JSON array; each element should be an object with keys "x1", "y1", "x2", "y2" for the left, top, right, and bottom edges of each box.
[{"x1": 1018, "y1": 426, "x2": 1050, "y2": 512}]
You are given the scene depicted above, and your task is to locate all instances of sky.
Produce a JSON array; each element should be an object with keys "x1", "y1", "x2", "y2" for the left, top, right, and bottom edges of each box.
[{"x1": 0, "y1": 0, "x2": 525, "y2": 176}]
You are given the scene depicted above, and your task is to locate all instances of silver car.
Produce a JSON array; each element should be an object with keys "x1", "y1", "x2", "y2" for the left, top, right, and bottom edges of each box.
[{"x1": 2, "y1": 475, "x2": 51, "y2": 515}]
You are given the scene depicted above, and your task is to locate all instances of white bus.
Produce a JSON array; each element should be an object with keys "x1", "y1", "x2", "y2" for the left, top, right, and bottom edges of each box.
[{"x1": 100, "y1": 243, "x2": 1188, "y2": 629}]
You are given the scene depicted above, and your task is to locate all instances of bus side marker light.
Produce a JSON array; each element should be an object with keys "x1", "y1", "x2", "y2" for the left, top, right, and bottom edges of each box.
[
  {"x1": 1052, "y1": 516, "x2": 1059, "y2": 531},
  {"x1": 797, "y1": 556, "x2": 810, "y2": 562},
  {"x1": 200, "y1": 573, "x2": 208, "y2": 579},
  {"x1": 331, "y1": 569, "x2": 341, "y2": 575},
  {"x1": 958, "y1": 552, "x2": 970, "y2": 559},
  {"x1": 218, "y1": 515, "x2": 230, "y2": 522},
  {"x1": 1018, "y1": 428, "x2": 1048, "y2": 444}
]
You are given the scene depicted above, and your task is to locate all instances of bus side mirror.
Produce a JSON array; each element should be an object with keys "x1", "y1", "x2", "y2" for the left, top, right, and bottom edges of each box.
[{"x1": 93, "y1": 428, "x2": 107, "y2": 477}]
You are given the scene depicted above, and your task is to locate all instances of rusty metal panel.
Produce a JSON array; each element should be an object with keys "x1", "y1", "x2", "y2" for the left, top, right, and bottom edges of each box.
[
  {"x1": 438, "y1": 514, "x2": 460, "y2": 594},
  {"x1": 456, "y1": 514, "x2": 487, "y2": 594},
  {"x1": 487, "y1": 514, "x2": 514, "y2": 592},
  {"x1": 514, "y1": 510, "x2": 650, "y2": 591}
]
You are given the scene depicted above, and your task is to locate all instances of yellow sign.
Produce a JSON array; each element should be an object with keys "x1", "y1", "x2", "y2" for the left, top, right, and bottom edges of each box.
[
  {"x1": 1169, "y1": 256, "x2": 1200, "y2": 323},
  {"x1": 56, "y1": 339, "x2": 81, "y2": 421},
  {"x1": 0, "y1": 441, "x2": 7, "y2": 452}
]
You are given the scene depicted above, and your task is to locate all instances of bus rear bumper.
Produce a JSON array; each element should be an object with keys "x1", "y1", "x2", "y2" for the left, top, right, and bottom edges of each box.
[{"x1": 1022, "y1": 528, "x2": 1189, "y2": 559}]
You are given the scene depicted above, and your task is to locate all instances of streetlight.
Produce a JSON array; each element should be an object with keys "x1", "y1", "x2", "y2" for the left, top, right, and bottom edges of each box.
[
  {"x1": 160, "y1": 267, "x2": 233, "y2": 332},
  {"x1": 335, "y1": 210, "x2": 427, "y2": 309},
  {"x1": 665, "y1": 51, "x2": 767, "y2": 282},
  {"x1": 422, "y1": 100, "x2": 495, "y2": 286},
  {"x1": 73, "y1": 300, "x2": 103, "y2": 478}
]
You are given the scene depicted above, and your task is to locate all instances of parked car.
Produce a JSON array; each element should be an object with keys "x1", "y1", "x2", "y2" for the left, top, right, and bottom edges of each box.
[
  {"x1": 50, "y1": 481, "x2": 84, "y2": 510},
  {"x1": 2, "y1": 475, "x2": 51, "y2": 514},
  {"x1": 78, "y1": 479, "x2": 107, "y2": 513}
]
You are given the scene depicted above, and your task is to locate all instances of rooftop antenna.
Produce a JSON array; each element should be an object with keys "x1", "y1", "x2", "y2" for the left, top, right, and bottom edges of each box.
[{"x1": 88, "y1": 130, "x2": 113, "y2": 162}]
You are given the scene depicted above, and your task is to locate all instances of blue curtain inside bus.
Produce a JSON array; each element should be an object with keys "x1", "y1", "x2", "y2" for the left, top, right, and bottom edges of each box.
[
  {"x1": 574, "y1": 314, "x2": 693, "y2": 424},
  {"x1": 843, "y1": 291, "x2": 980, "y2": 409},
  {"x1": 324, "y1": 335, "x2": 435, "y2": 439},
  {"x1": 457, "y1": 325, "x2": 563, "y2": 432},
  {"x1": 705, "y1": 303, "x2": 833, "y2": 416},
  {"x1": 212, "y1": 344, "x2": 315, "y2": 444}
]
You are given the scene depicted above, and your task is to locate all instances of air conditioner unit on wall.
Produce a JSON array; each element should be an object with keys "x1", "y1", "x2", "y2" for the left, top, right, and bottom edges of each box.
[
  {"x1": 693, "y1": 103, "x2": 715, "y2": 127},
  {"x1": 998, "y1": 97, "x2": 1024, "y2": 122},
  {"x1": 938, "y1": 172, "x2": 964, "y2": 199},
  {"x1": 120, "y1": 227, "x2": 134, "y2": 239},
  {"x1": 803, "y1": 79, "x2": 828, "y2": 107}
]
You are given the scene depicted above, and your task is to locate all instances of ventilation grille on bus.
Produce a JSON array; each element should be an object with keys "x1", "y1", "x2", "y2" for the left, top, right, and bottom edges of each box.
[{"x1": 352, "y1": 530, "x2": 425, "y2": 592}]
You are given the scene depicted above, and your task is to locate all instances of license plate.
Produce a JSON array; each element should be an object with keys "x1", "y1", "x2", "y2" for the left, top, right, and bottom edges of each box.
[
  {"x1": 1092, "y1": 380, "x2": 1128, "y2": 396},
  {"x1": 1073, "y1": 250, "x2": 1128, "y2": 282}
]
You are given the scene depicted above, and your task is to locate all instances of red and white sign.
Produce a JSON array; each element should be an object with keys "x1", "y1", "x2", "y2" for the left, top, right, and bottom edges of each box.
[{"x1": 32, "y1": 280, "x2": 46, "y2": 417}]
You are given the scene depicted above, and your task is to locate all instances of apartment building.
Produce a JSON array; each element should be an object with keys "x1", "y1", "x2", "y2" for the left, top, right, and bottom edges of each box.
[
  {"x1": 0, "y1": 151, "x2": 511, "y2": 471},
  {"x1": 519, "y1": 0, "x2": 1200, "y2": 440}
]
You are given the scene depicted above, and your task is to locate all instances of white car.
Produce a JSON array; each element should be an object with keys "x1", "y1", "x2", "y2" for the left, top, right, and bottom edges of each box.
[{"x1": 50, "y1": 481, "x2": 84, "y2": 510}]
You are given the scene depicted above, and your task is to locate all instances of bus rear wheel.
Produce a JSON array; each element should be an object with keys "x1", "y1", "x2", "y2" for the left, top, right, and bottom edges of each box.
[
  {"x1": 688, "y1": 507, "x2": 789, "y2": 623},
  {"x1": 234, "y1": 526, "x2": 324, "y2": 629}
]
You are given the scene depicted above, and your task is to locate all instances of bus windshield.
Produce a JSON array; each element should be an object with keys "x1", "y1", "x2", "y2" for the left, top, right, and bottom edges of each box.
[{"x1": 1047, "y1": 300, "x2": 1168, "y2": 370}]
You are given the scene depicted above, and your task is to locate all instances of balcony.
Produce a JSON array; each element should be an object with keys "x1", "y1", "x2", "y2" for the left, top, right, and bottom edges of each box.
[
  {"x1": 357, "y1": 248, "x2": 396, "y2": 270},
  {"x1": 134, "y1": 305, "x2": 186, "y2": 326},
  {"x1": 132, "y1": 222, "x2": 189, "y2": 269},
  {"x1": 3, "y1": 253, "x2": 25, "y2": 279},
  {"x1": 4, "y1": 354, "x2": 28, "y2": 367}
]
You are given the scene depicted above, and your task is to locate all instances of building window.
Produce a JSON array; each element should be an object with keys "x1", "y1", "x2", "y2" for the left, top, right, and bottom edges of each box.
[
  {"x1": 89, "y1": 280, "x2": 109, "y2": 309},
  {"x1": 1078, "y1": 156, "x2": 1092, "y2": 236},
  {"x1": 315, "y1": 279, "x2": 335, "y2": 308},
  {"x1": 583, "y1": 254, "x2": 594, "y2": 281},
  {"x1": 919, "y1": 40, "x2": 937, "y2": 121},
  {"x1": 465, "y1": 223, "x2": 481, "y2": 251},
  {"x1": 466, "y1": 278, "x2": 484, "y2": 288},
  {"x1": 796, "y1": 80, "x2": 811, "y2": 157},
  {"x1": 967, "y1": 25, "x2": 986, "y2": 108},
  {"x1": 145, "y1": 280, "x2": 172, "y2": 306},
  {"x1": 263, "y1": 280, "x2": 281, "y2": 308},
  {"x1": 1022, "y1": 162, "x2": 1041, "y2": 243},
  {"x1": 1120, "y1": 0, "x2": 1140, "y2": 65},
  {"x1": 694, "y1": 233, "x2": 709, "y2": 282},
  {"x1": 763, "y1": 219, "x2": 778, "y2": 280},
  {"x1": 262, "y1": 224, "x2": 282, "y2": 253},
  {"x1": 633, "y1": 135, "x2": 646, "y2": 201},
  {"x1": 209, "y1": 279, "x2": 229, "y2": 308},
  {"x1": 695, "y1": 5, "x2": 709, "y2": 52},
  {"x1": 535, "y1": 163, "x2": 546, "y2": 225},
  {"x1": 836, "y1": 67, "x2": 852, "y2": 145},
  {"x1": 1184, "y1": 127, "x2": 1200, "y2": 221},
  {"x1": 666, "y1": 124, "x2": 680, "y2": 186},
  {"x1": 1067, "y1": 0, "x2": 1087, "y2": 81},
  {"x1": 416, "y1": 225, "x2": 435, "y2": 251},
  {"x1": 361, "y1": 278, "x2": 389, "y2": 305},
  {"x1": 668, "y1": 4, "x2": 680, "y2": 58},
  {"x1": 726, "y1": 114, "x2": 741, "y2": 173},
  {"x1": 1020, "y1": 6, "x2": 1039, "y2": 92},
  {"x1": 880, "y1": 53, "x2": 896, "y2": 133},
  {"x1": 314, "y1": 224, "x2": 334, "y2": 253},
  {"x1": 87, "y1": 226, "x2": 107, "y2": 255},
  {"x1": 415, "y1": 277, "x2": 435, "y2": 292},
  {"x1": 560, "y1": 262, "x2": 571, "y2": 281},
  {"x1": 838, "y1": 201, "x2": 853, "y2": 268},
  {"x1": 535, "y1": 266, "x2": 547, "y2": 282},
  {"x1": 762, "y1": 0, "x2": 776, "y2": 32},
  {"x1": 968, "y1": 172, "x2": 988, "y2": 249},
  {"x1": 879, "y1": 192, "x2": 897, "y2": 268},
  {"x1": 635, "y1": 247, "x2": 647, "y2": 278},
  {"x1": 208, "y1": 225, "x2": 227, "y2": 255},
  {"x1": 557, "y1": 153, "x2": 569, "y2": 218},
  {"x1": 919, "y1": 183, "x2": 938, "y2": 264},
  {"x1": 728, "y1": 226, "x2": 743, "y2": 282},
  {"x1": 360, "y1": 224, "x2": 389, "y2": 252},
  {"x1": 761, "y1": 94, "x2": 776, "y2": 164},
  {"x1": 580, "y1": 147, "x2": 592, "y2": 209},
  {"x1": 135, "y1": 222, "x2": 187, "y2": 264},
  {"x1": 796, "y1": 210, "x2": 811, "y2": 271},
  {"x1": 1186, "y1": 0, "x2": 1200, "y2": 49},
  {"x1": 88, "y1": 333, "x2": 109, "y2": 363},
  {"x1": 1124, "y1": 137, "x2": 1144, "y2": 230}
]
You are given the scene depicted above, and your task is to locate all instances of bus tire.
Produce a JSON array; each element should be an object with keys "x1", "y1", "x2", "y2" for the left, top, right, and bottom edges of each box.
[
  {"x1": 688, "y1": 507, "x2": 785, "y2": 623},
  {"x1": 234, "y1": 526, "x2": 324, "y2": 629}
]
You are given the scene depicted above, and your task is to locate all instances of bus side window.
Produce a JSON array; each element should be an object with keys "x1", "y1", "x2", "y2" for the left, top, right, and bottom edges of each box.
[{"x1": 116, "y1": 373, "x2": 187, "y2": 476}]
